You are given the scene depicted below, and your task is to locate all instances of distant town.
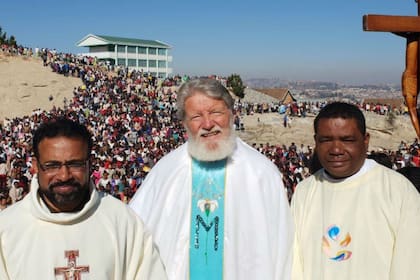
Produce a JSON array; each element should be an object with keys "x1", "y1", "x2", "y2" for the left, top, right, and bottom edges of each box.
[{"x1": 244, "y1": 78, "x2": 401, "y2": 101}]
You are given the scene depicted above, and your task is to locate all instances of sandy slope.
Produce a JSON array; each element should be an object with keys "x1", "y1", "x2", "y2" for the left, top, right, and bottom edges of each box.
[
  {"x1": 237, "y1": 111, "x2": 417, "y2": 151},
  {"x1": 0, "y1": 54, "x2": 417, "y2": 151},
  {"x1": 0, "y1": 54, "x2": 81, "y2": 120}
]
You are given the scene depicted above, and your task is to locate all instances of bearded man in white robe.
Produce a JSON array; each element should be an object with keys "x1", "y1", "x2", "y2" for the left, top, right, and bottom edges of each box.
[{"x1": 129, "y1": 78, "x2": 293, "y2": 280}]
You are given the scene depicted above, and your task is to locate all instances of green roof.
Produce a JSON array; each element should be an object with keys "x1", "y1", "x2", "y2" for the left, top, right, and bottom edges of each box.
[{"x1": 95, "y1": 34, "x2": 170, "y2": 48}]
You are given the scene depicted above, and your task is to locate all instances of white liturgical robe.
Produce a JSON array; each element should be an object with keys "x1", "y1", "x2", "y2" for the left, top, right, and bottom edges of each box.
[
  {"x1": 129, "y1": 138, "x2": 293, "y2": 280},
  {"x1": 0, "y1": 175, "x2": 167, "y2": 280},
  {"x1": 291, "y1": 159, "x2": 420, "y2": 280}
]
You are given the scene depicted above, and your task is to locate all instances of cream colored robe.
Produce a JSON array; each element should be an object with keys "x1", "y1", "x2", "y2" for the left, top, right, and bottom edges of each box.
[
  {"x1": 0, "y1": 175, "x2": 167, "y2": 279},
  {"x1": 292, "y1": 159, "x2": 420, "y2": 280}
]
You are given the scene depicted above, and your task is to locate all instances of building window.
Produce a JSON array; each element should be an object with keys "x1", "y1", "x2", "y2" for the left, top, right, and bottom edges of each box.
[
  {"x1": 127, "y1": 46, "x2": 136, "y2": 53},
  {"x1": 158, "y1": 48, "x2": 166, "y2": 55},
  {"x1": 128, "y1": 59, "x2": 136, "y2": 66},
  {"x1": 117, "y1": 58, "x2": 126, "y2": 66},
  {"x1": 117, "y1": 45, "x2": 126, "y2": 53},
  {"x1": 138, "y1": 47, "x2": 147, "y2": 54},
  {"x1": 138, "y1": 59, "x2": 147, "y2": 67},
  {"x1": 148, "y1": 48, "x2": 157, "y2": 55},
  {"x1": 158, "y1": 60, "x2": 166, "y2": 68},
  {"x1": 149, "y1": 60, "x2": 157, "y2": 67},
  {"x1": 107, "y1": 45, "x2": 115, "y2": 52}
]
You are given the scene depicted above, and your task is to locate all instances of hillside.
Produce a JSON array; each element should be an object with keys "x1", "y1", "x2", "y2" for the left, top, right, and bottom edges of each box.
[
  {"x1": 0, "y1": 54, "x2": 417, "y2": 151},
  {"x1": 0, "y1": 54, "x2": 81, "y2": 120},
  {"x1": 237, "y1": 111, "x2": 417, "y2": 151}
]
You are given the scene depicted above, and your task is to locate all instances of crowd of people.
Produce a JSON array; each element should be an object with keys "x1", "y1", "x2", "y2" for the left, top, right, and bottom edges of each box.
[
  {"x1": 1, "y1": 43, "x2": 419, "y2": 279},
  {"x1": 0, "y1": 45, "x2": 419, "y2": 209},
  {"x1": 0, "y1": 47, "x2": 187, "y2": 205}
]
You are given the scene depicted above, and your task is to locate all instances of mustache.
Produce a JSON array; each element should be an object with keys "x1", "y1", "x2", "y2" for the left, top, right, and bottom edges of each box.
[
  {"x1": 199, "y1": 126, "x2": 222, "y2": 135},
  {"x1": 49, "y1": 180, "x2": 83, "y2": 190}
]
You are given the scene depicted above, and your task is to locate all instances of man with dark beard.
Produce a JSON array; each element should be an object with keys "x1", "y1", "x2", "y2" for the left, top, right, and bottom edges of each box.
[
  {"x1": 129, "y1": 78, "x2": 293, "y2": 280},
  {"x1": 0, "y1": 118, "x2": 167, "y2": 279}
]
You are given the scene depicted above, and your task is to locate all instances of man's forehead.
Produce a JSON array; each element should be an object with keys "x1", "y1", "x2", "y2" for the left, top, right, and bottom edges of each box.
[
  {"x1": 316, "y1": 118, "x2": 362, "y2": 134},
  {"x1": 317, "y1": 117, "x2": 359, "y2": 127}
]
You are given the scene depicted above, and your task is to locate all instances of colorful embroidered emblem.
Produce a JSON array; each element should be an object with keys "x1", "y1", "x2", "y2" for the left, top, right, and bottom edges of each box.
[
  {"x1": 55, "y1": 250, "x2": 89, "y2": 279},
  {"x1": 322, "y1": 225, "x2": 352, "y2": 261}
]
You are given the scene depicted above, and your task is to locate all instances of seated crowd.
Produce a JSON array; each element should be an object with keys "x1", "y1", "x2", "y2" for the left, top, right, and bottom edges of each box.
[{"x1": 0, "y1": 45, "x2": 419, "y2": 210}]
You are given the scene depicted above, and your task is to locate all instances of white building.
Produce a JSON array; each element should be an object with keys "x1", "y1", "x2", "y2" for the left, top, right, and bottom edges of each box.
[{"x1": 76, "y1": 34, "x2": 173, "y2": 78}]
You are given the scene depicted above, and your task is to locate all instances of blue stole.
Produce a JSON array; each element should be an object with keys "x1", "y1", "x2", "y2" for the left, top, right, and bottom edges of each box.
[{"x1": 189, "y1": 158, "x2": 226, "y2": 280}]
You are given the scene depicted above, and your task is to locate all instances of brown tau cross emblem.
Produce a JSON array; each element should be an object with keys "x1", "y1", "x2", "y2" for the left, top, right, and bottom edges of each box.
[
  {"x1": 55, "y1": 250, "x2": 89, "y2": 280},
  {"x1": 363, "y1": 1, "x2": 420, "y2": 139}
]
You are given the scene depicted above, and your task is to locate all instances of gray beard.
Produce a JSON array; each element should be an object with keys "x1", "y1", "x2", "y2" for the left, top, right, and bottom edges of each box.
[{"x1": 187, "y1": 130, "x2": 237, "y2": 162}]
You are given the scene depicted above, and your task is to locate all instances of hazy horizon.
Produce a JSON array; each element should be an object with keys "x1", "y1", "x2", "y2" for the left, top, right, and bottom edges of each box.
[{"x1": 2, "y1": 0, "x2": 418, "y2": 85}]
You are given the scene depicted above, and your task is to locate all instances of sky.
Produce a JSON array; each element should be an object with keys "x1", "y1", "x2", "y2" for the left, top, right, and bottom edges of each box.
[{"x1": 1, "y1": 0, "x2": 419, "y2": 85}]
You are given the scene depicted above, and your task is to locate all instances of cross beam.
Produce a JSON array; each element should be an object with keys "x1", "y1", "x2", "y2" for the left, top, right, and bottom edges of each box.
[
  {"x1": 363, "y1": 15, "x2": 420, "y2": 32},
  {"x1": 363, "y1": 2, "x2": 420, "y2": 139}
]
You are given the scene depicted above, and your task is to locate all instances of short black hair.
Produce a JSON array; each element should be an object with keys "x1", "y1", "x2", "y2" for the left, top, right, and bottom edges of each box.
[
  {"x1": 314, "y1": 102, "x2": 366, "y2": 135},
  {"x1": 32, "y1": 118, "x2": 93, "y2": 159}
]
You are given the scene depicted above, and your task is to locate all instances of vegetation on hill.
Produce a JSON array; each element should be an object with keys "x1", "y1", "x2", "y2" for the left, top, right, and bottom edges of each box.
[
  {"x1": 0, "y1": 26, "x2": 17, "y2": 46},
  {"x1": 227, "y1": 74, "x2": 246, "y2": 99}
]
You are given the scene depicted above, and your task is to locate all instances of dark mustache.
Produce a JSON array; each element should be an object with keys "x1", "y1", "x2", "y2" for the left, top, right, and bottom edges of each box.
[{"x1": 49, "y1": 180, "x2": 82, "y2": 189}]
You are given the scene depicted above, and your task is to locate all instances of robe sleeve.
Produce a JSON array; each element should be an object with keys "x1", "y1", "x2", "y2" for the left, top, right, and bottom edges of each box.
[
  {"x1": 291, "y1": 189, "x2": 304, "y2": 280},
  {"x1": 0, "y1": 242, "x2": 10, "y2": 280},
  {"x1": 389, "y1": 182, "x2": 420, "y2": 279},
  {"x1": 134, "y1": 231, "x2": 167, "y2": 279},
  {"x1": 124, "y1": 210, "x2": 167, "y2": 280}
]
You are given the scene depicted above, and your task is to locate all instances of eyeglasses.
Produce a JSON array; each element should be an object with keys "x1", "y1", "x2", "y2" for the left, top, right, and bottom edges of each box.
[{"x1": 38, "y1": 160, "x2": 89, "y2": 174}]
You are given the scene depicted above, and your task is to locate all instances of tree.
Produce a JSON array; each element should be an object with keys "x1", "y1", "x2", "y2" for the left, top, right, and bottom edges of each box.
[
  {"x1": 0, "y1": 26, "x2": 17, "y2": 46},
  {"x1": 227, "y1": 74, "x2": 246, "y2": 99},
  {"x1": 1, "y1": 31, "x2": 6, "y2": 45},
  {"x1": 8, "y1": 35, "x2": 16, "y2": 47}
]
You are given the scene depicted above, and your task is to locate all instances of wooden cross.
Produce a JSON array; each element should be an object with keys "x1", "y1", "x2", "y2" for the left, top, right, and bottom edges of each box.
[
  {"x1": 363, "y1": 1, "x2": 420, "y2": 139},
  {"x1": 54, "y1": 250, "x2": 89, "y2": 280}
]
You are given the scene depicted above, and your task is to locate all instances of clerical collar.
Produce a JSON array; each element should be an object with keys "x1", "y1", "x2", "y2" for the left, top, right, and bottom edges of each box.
[{"x1": 322, "y1": 159, "x2": 376, "y2": 182}]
